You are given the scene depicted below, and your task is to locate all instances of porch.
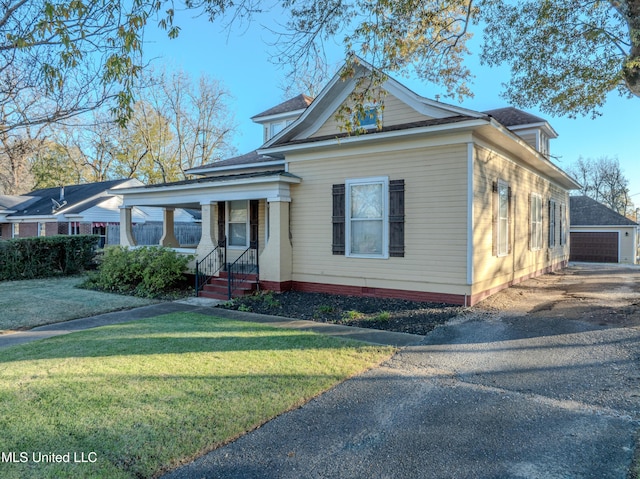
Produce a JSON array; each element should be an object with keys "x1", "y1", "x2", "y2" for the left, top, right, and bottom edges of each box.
[{"x1": 112, "y1": 170, "x2": 301, "y2": 299}]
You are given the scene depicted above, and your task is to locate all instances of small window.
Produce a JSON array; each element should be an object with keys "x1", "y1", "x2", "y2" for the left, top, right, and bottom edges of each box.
[
  {"x1": 548, "y1": 200, "x2": 556, "y2": 248},
  {"x1": 355, "y1": 106, "x2": 381, "y2": 129},
  {"x1": 228, "y1": 200, "x2": 248, "y2": 248},
  {"x1": 12, "y1": 223, "x2": 19, "y2": 238},
  {"x1": 530, "y1": 193, "x2": 543, "y2": 251},
  {"x1": 346, "y1": 177, "x2": 388, "y2": 258}
]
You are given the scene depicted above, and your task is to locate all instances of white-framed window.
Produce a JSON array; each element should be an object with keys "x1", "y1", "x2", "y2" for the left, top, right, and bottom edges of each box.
[
  {"x1": 12, "y1": 223, "x2": 19, "y2": 238},
  {"x1": 227, "y1": 200, "x2": 249, "y2": 248},
  {"x1": 346, "y1": 177, "x2": 388, "y2": 258},
  {"x1": 268, "y1": 119, "x2": 294, "y2": 140},
  {"x1": 530, "y1": 193, "x2": 543, "y2": 251},
  {"x1": 548, "y1": 199, "x2": 556, "y2": 248},
  {"x1": 355, "y1": 106, "x2": 382, "y2": 129},
  {"x1": 37, "y1": 222, "x2": 46, "y2": 237},
  {"x1": 497, "y1": 180, "x2": 510, "y2": 257}
]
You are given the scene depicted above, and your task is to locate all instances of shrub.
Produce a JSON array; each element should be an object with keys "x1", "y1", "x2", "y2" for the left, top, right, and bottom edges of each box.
[
  {"x1": 85, "y1": 246, "x2": 191, "y2": 298},
  {"x1": 0, "y1": 235, "x2": 98, "y2": 281}
]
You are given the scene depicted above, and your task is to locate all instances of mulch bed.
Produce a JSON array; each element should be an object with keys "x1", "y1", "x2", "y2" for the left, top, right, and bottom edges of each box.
[{"x1": 217, "y1": 290, "x2": 466, "y2": 336}]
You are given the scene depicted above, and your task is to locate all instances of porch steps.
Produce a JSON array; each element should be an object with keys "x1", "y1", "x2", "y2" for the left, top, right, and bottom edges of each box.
[{"x1": 198, "y1": 272, "x2": 258, "y2": 300}]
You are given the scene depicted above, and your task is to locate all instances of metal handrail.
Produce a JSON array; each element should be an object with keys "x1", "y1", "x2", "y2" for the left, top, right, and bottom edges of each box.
[
  {"x1": 194, "y1": 244, "x2": 225, "y2": 295},
  {"x1": 227, "y1": 241, "x2": 259, "y2": 299}
]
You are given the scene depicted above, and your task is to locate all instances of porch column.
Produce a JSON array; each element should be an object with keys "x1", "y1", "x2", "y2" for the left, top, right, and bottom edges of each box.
[
  {"x1": 160, "y1": 207, "x2": 179, "y2": 247},
  {"x1": 119, "y1": 207, "x2": 137, "y2": 247},
  {"x1": 259, "y1": 199, "x2": 292, "y2": 288},
  {"x1": 196, "y1": 202, "x2": 217, "y2": 259}
]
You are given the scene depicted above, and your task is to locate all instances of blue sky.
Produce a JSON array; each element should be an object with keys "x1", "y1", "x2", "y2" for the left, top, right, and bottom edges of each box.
[{"x1": 142, "y1": 11, "x2": 639, "y2": 198}]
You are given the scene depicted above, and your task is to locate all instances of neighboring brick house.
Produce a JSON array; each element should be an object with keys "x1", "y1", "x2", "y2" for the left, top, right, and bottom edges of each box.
[
  {"x1": 0, "y1": 179, "x2": 196, "y2": 247},
  {"x1": 115, "y1": 58, "x2": 581, "y2": 305}
]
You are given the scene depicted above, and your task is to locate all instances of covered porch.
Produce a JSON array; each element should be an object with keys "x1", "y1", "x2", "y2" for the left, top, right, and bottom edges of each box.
[{"x1": 112, "y1": 171, "x2": 301, "y2": 298}]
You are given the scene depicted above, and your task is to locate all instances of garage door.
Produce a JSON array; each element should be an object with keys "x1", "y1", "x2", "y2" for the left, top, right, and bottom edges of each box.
[{"x1": 570, "y1": 232, "x2": 619, "y2": 263}]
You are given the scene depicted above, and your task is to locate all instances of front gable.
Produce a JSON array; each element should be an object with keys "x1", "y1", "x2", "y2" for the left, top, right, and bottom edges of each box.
[{"x1": 263, "y1": 58, "x2": 484, "y2": 149}]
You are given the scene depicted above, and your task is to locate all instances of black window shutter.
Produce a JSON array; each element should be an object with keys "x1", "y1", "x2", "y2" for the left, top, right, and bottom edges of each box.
[
  {"x1": 217, "y1": 201, "x2": 226, "y2": 247},
  {"x1": 249, "y1": 200, "x2": 259, "y2": 249},
  {"x1": 389, "y1": 179, "x2": 405, "y2": 257},
  {"x1": 332, "y1": 184, "x2": 345, "y2": 255}
]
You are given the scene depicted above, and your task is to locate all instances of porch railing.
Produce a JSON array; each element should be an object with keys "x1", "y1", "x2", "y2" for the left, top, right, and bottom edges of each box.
[
  {"x1": 227, "y1": 241, "x2": 259, "y2": 299},
  {"x1": 194, "y1": 244, "x2": 225, "y2": 295}
]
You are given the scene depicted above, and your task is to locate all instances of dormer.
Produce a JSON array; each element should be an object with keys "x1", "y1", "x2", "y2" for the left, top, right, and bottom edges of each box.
[
  {"x1": 484, "y1": 107, "x2": 557, "y2": 158},
  {"x1": 251, "y1": 94, "x2": 314, "y2": 143}
]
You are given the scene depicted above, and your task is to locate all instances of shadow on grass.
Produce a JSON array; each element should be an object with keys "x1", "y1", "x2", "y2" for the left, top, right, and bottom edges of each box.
[{"x1": 0, "y1": 313, "x2": 372, "y2": 363}]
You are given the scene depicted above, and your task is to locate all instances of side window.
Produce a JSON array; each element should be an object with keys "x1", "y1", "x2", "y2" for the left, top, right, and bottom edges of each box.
[
  {"x1": 530, "y1": 193, "x2": 543, "y2": 251},
  {"x1": 493, "y1": 179, "x2": 511, "y2": 257},
  {"x1": 549, "y1": 199, "x2": 556, "y2": 248}
]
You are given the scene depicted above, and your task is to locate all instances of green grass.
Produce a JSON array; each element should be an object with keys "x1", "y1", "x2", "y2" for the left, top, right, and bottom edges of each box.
[
  {"x1": 0, "y1": 277, "x2": 156, "y2": 332},
  {"x1": 0, "y1": 312, "x2": 394, "y2": 479}
]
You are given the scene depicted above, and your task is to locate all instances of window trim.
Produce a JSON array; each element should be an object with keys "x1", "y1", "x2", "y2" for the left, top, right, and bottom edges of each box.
[
  {"x1": 548, "y1": 199, "x2": 556, "y2": 248},
  {"x1": 496, "y1": 180, "x2": 510, "y2": 257},
  {"x1": 354, "y1": 105, "x2": 382, "y2": 130},
  {"x1": 226, "y1": 200, "x2": 250, "y2": 249},
  {"x1": 345, "y1": 176, "x2": 389, "y2": 259},
  {"x1": 530, "y1": 193, "x2": 543, "y2": 251}
]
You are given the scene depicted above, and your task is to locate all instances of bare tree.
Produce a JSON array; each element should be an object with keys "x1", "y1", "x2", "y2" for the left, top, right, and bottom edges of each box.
[{"x1": 568, "y1": 156, "x2": 632, "y2": 215}]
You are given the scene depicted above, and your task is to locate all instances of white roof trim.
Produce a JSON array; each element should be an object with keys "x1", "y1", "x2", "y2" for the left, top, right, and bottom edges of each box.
[
  {"x1": 260, "y1": 118, "x2": 489, "y2": 157},
  {"x1": 186, "y1": 160, "x2": 285, "y2": 176},
  {"x1": 252, "y1": 109, "x2": 307, "y2": 124}
]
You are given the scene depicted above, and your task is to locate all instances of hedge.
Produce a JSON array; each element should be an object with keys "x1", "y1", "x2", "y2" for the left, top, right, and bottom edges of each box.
[{"x1": 0, "y1": 235, "x2": 99, "y2": 281}]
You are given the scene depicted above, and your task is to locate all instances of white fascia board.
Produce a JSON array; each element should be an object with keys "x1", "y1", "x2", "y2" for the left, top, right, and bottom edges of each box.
[
  {"x1": 119, "y1": 176, "x2": 301, "y2": 208},
  {"x1": 185, "y1": 160, "x2": 285, "y2": 176},
  {"x1": 477, "y1": 120, "x2": 581, "y2": 190},
  {"x1": 263, "y1": 72, "x2": 356, "y2": 149},
  {"x1": 382, "y1": 76, "x2": 484, "y2": 119},
  {"x1": 259, "y1": 119, "x2": 489, "y2": 157},
  {"x1": 8, "y1": 215, "x2": 58, "y2": 221},
  {"x1": 251, "y1": 109, "x2": 307, "y2": 124}
]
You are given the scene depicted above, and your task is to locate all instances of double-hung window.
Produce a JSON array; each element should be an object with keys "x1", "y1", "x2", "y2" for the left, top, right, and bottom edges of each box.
[
  {"x1": 346, "y1": 177, "x2": 388, "y2": 258},
  {"x1": 497, "y1": 181, "x2": 510, "y2": 256},
  {"x1": 228, "y1": 200, "x2": 249, "y2": 248},
  {"x1": 530, "y1": 193, "x2": 543, "y2": 250}
]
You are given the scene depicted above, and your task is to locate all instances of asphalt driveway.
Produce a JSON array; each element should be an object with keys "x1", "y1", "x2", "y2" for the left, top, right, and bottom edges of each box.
[{"x1": 162, "y1": 263, "x2": 640, "y2": 479}]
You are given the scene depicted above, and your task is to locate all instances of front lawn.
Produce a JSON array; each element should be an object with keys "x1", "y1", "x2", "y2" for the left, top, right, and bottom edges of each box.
[
  {"x1": 0, "y1": 277, "x2": 157, "y2": 332},
  {"x1": 0, "y1": 312, "x2": 394, "y2": 479}
]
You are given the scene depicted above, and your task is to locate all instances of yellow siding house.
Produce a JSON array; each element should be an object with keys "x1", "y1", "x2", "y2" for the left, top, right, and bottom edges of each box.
[{"x1": 116, "y1": 60, "x2": 580, "y2": 305}]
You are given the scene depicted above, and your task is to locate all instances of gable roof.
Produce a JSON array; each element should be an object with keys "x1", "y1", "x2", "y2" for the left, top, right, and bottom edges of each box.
[
  {"x1": 570, "y1": 195, "x2": 638, "y2": 226},
  {"x1": 4, "y1": 179, "x2": 140, "y2": 218},
  {"x1": 251, "y1": 94, "x2": 314, "y2": 120}
]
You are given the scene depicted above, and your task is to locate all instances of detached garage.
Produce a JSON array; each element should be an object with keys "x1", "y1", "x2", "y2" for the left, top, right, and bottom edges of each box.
[{"x1": 570, "y1": 196, "x2": 639, "y2": 264}]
